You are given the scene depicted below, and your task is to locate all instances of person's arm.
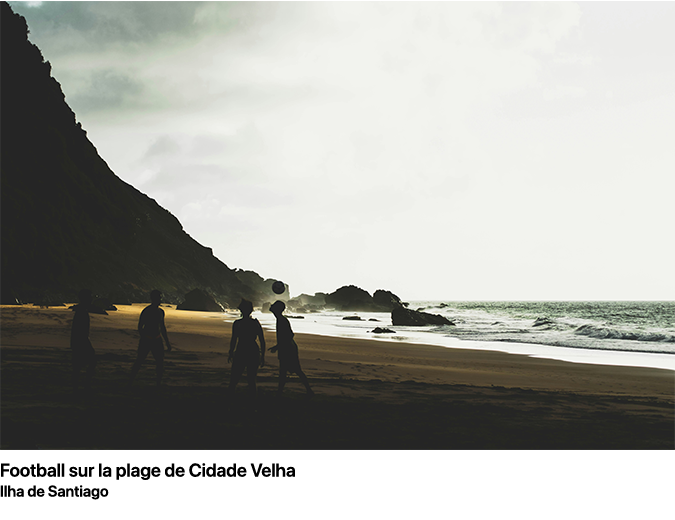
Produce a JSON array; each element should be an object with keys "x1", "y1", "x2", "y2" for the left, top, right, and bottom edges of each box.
[
  {"x1": 228, "y1": 322, "x2": 238, "y2": 363},
  {"x1": 159, "y1": 309, "x2": 171, "y2": 352},
  {"x1": 257, "y1": 321, "x2": 266, "y2": 367},
  {"x1": 137, "y1": 308, "x2": 145, "y2": 335}
]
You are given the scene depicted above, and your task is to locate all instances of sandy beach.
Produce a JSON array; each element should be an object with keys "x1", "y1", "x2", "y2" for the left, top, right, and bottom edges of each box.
[{"x1": 1, "y1": 304, "x2": 673, "y2": 449}]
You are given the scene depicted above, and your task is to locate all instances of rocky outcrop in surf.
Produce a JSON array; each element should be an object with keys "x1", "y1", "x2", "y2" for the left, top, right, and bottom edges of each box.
[
  {"x1": 391, "y1": 307, "x2": 455, "y2": 326},
  {"x1": 286, "y1": 293, "x2": 327, "y2": 313},
  {"x1": 324, "y1": 285, "x2": 405, "y2": 312}
]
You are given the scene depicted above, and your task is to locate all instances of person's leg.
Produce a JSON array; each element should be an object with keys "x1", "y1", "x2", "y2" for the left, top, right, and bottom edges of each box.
[
  {"x1": 228, "y1": 358, "x2": 246, "y2": 395},
  {"x1": 277, "y1": 367, "x2": 287, "y2": 394},
  {"x1": 72, "y1": 364, "x2": 80, "y2": 393},
  {"x1": 296, "y1": 369, "x2": 314, "y2": 395},
  {"x1": 154, "y1": 358, "x2": 164, "y2": 386},
  {"x1": 84, "y1": 351, "x2": 96, "y2": 391},
  {"x1": 71, "y1": 346, "x2": 86, "y2": 393},
  {"x1": 246, "y1": 359, "x2": 258, "y2": 398},
  {"x1": 151, "y1": 340, "x2": 165, "y2": 386},
  {"x1": 130, "y1": 341, "x2": 150, "y2": 382}
]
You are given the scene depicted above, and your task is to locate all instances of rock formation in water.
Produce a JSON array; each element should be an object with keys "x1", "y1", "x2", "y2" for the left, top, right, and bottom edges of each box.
[
  {"x1": 391, "y1": 307, "x2": 455, "y2": 326},
  {"x1": 323, "y1": 285, "x2": 404, "y2": 312}
]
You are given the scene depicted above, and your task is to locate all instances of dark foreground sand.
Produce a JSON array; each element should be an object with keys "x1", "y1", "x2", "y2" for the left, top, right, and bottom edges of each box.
[{"x1": 1, "y1": 304, "x2": 673, "y2": 449}]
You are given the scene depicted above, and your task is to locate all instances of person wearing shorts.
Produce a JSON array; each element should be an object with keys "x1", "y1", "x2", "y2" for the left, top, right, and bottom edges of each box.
[
  {"x1": 228, "y1": 299, "x2": 265, "y2": 399},
  {"x1": 130, "y1": 290, "x2": 172, "y2": 386},
  {"x1": 269, "y1": 300, "x2": 313, "y2": 397}
]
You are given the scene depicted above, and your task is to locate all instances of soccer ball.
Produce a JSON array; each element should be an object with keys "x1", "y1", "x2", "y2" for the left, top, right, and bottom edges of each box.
[{"x1": 272, "y1": 280, "x2": 286, "y2": 295}]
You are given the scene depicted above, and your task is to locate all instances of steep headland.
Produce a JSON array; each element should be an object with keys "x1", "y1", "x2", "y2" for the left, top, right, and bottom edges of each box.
[{"x1": 0, "y1": 2, "x2": 275, "y2": 307}]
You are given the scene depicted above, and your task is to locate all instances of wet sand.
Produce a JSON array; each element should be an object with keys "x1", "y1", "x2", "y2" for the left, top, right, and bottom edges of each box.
[{"x1": 1, "y1": 304, "x2": 673, "y2": 449}]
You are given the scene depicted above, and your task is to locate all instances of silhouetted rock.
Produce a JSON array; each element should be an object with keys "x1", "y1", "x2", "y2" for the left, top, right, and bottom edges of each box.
[
  {"x1": 325, "y1": 285, "x2": 375, "y2": 311},
  {"x1": 1, "y1": 285, "x2": 22, "y2": 304},
  {"x1": 33, "y1": 294, "x2": 66, "y2": 308},
  {"x1": 92, "y1": 297, "x2": 117, "y2": 311},
  {"x1": 371, "y1": 327, "x2": 396, "y2": 334},
  {"x1": 372, "y1": 289, "x2": 403, "y2": 311},
  {"x1": 287, "y1": 293, "x2": 326, "y2": 313},
  {"x1": 342, "y1": 316, "x2": 363, "y2": 321},
  {"x1": 69, "y1": 303, "x2": 108, "y2": 315},
  {"x1": 324, "y1": 285, "x2": 407, "y2": 312},
  {"x1": 234, "y1": 269, "x2": 289, "y2": 304},
  {"x1": 177, "y1": 289, "x2": 224, "y2": 312},
  {"x1": 295, "y1": 293, "x2": 327, "y2": 306},
  {"x1": 391, "y1": 307, "x2": 454, "y2": 326},
  {"x1": 108, "y1": 291, "x2": 132, "y2": 305}
]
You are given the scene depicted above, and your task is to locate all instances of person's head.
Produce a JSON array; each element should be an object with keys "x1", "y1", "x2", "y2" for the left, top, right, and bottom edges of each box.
[
  {"x1": 78, "y1": 289, "x2": 92, "y2": 306},
  {"x1": 150, "y1": 290, "x2": 162, "y2": 306},
  {"x1": 238, "y1": 299, "x2": 253, "y2": 317},
  {"x1": 270, "y1": 300, "x2": 285, "y2": 316}
]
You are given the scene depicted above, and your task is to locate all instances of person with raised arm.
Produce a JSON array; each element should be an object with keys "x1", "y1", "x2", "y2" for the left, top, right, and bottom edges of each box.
[{"x1": 269, "y1": 300, "x2": 313, "y2": 397}]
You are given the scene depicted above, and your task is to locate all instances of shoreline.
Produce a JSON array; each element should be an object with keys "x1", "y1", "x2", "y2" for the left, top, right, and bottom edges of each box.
[
  {"x1": 2, "y1": 303, "x2": 673, "y2": 395},
  {"x1": 252, "y1": 309, "x2": 675, "y2": 372},
  {"x1": 1, "y1": 304, "x2": 673, "y2": 449}
]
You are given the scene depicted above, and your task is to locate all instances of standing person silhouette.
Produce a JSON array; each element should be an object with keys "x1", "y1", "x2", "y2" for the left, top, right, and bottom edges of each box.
[
  {"x1": 228, "y1": 299, "x2": 265, "y2": 399},
  {"x1": 269, "y1": 300, "x2": 313, "y2": 397},
  {"x1": 70, "y1": 289, "x2": 96, "y2": 394},
  {"x1": 130, "y1": 289, "x2": 171, "y2": 386}
]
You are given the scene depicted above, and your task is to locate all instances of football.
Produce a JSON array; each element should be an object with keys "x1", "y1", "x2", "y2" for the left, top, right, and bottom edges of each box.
[{"x1": 272, "y1": 280, "x2": 286, "y2": 294}]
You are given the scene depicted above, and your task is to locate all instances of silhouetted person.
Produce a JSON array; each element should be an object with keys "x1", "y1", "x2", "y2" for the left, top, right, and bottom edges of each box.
[
  {"x1": 70, "y1": 289, "x2": 96, "y2": 394},
  {"x1": 269, "y1": 301, "x2": 313, "y2": 397},
  {"x1": 130, "y1": 290, "x2": 171, "y2": 386},
  {"x1": 228, "y1": 299, "x2": 265, "y2": 399}
]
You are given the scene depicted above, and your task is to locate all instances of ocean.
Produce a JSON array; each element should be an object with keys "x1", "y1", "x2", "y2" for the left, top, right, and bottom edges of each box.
[{"x1": 254, "y1": 301, "x2": 675, "y2": 371}]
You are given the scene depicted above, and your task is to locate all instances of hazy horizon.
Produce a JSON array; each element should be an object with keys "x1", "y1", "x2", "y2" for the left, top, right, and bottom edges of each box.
[{"x1": 9, "y1": 1, "x2": 675, "y2": 301}]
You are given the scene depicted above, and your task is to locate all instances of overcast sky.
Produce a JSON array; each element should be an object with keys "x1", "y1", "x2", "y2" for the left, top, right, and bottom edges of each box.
[{"x1": 10, "y1": 1, "x2": 675, "y2": 300}]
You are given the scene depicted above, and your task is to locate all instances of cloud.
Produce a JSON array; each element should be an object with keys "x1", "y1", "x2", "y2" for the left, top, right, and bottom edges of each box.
[
  {"x1": 10, "y1": 1, "x2": 205, "y2": 51},
  {"x1": 9, "y1": 1, "x2": 674, "y2": 298},
  {"x1": 66, "y1": 69, "x2": 144, "y2": 112},
  {"x1": 542, "y1": 85, "x2": 587, "y2": 101},
  {"x1": 143, "y1": 135, "x2": 181, "y2": 160}
]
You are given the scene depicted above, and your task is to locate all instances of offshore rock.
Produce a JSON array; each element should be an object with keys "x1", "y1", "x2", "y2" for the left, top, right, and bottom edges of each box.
[
  {"x1": 391, "y1": 307, "x2": 454, "y2": 326},
  {"x1": 325, "y1": 285, "x2": 403, "y2": 312},
  {"x1": 325, "y1": 285, "x2": 376, "y2": 311},
  {"x1": 372, "y1": 290, "x2": 403, "y2": 311},
  {"x1": 286, "y1": 293, "x2": 326, "y2": 313}
]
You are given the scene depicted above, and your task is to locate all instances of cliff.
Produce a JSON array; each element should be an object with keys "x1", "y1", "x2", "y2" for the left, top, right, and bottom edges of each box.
[{"x1": 0, "y1": 3, "x2": 269, "y2": 307}]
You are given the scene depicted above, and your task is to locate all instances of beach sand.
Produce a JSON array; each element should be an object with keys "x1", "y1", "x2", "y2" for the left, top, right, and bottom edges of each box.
[{"x1": 1, "y1": 304, "x2": 673, "y2": 449}]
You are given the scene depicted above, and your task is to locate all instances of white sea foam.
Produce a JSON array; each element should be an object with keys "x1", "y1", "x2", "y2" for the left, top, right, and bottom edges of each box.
[{"x1": 250, "y1": 301, "x2": 675, "y2": 371}]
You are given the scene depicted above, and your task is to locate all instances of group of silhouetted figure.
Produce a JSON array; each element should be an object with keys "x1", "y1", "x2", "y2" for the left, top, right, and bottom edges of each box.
[{"x1": 70, "y1": 289, "x2": 313, "y2": 399}]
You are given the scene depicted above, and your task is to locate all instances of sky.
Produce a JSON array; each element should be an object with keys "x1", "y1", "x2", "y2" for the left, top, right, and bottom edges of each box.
[{"x1": 9, "y1": 1, "x2": 675, "y2": 301}]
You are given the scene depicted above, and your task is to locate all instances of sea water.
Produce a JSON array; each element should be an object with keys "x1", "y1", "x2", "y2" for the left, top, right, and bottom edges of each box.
[{"x1": 253, "y1": 301, "x2": 675, "y2": 371}]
